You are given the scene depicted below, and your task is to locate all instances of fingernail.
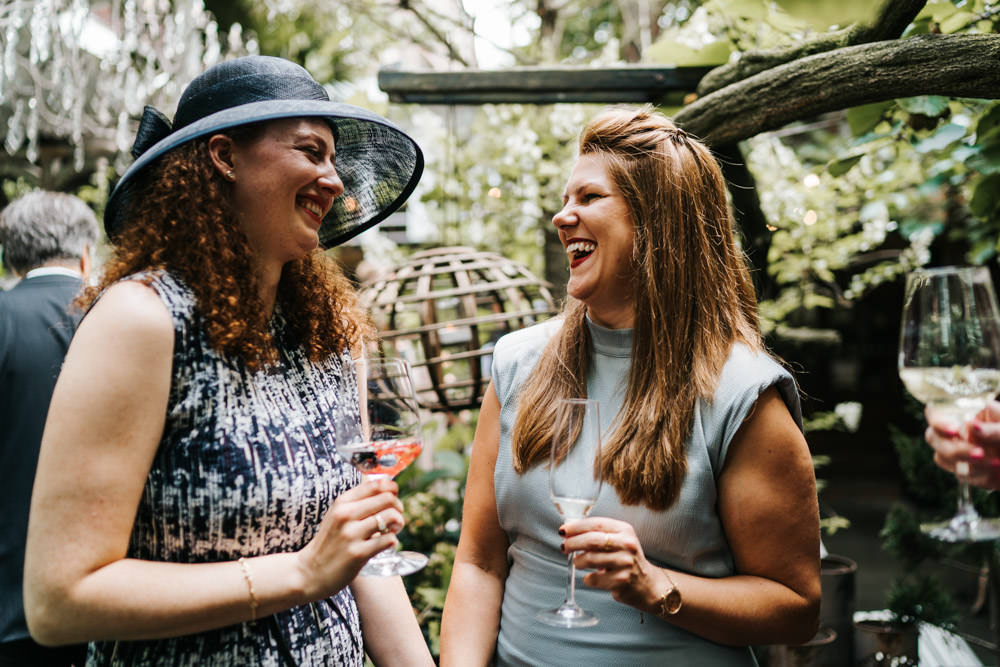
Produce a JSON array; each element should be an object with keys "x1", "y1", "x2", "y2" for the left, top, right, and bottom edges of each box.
[
  {"x1": 970, "y1": 448, "x2": 986, "y2": 461},
  {"x1": 973, "y1": 423, "x2": 985, "y2": 436},
  {"x1": 558, "y1": 527, "x2": 566, "y2": 537},
  {"x1": 560, "y1": 541, "x2": 566, "y2": 553}
]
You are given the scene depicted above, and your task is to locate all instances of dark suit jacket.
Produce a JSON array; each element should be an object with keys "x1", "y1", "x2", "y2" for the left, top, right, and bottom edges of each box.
[{"x1": 0, "y1": 274, "x2": 82, "y2": 644}]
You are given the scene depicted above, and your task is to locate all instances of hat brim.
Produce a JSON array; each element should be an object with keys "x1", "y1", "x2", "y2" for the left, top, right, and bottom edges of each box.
[{"x1": 104, "y1": 99, "x2": 423, "y2": 248}]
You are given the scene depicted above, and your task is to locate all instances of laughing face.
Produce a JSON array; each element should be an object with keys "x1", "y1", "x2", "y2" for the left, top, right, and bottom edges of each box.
[
  {"x1": 224, "y1": 117, "x2": 344, "y2": 268},
  {"x1": 552, "y1": 153, "x2": 636, "y2": 329}
]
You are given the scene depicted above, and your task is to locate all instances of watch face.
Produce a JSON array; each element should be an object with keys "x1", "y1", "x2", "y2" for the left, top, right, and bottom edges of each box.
[{"x1": 662, "y1": 588, "x2": 682, "y2": 615}]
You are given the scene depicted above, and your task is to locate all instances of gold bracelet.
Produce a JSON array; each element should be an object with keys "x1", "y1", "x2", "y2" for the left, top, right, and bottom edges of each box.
[{"x1": 237, "y1": 557, "x2": 259, "y2": 621}]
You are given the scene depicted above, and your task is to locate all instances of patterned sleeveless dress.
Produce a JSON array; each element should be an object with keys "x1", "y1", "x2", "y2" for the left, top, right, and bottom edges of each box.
[{"x1": 88, "y1": 271, "x2": 364, "y2": 667}]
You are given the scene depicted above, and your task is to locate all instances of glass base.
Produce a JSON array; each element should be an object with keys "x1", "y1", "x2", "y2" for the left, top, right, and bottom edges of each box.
[
  {"x1": 360, "y1": 550, "x2": 428, "y2": 577},
  {"x1": 920, "y1": 515, "x2": 1000, "y2": 543},
  {"x1": 536, "y1": 603, "x2": 599, "y2": 628}
]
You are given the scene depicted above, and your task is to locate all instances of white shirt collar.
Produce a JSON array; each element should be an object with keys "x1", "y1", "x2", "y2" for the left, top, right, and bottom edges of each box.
[{"x1": 24, "y1": 266, "x2": 82, "y2": 280}]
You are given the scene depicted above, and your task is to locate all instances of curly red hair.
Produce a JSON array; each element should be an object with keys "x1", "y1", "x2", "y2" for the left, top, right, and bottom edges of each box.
[{"x1": 80, "y1": 137, "x2": 371, "y2": 370}]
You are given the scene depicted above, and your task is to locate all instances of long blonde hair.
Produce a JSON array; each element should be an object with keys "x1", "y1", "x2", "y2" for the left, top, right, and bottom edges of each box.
[{"x1": 511, "y1": 105, "x2": 762, "y2": 510}]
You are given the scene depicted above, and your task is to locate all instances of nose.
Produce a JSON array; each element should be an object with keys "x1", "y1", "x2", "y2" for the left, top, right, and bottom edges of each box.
[
  {"x1": 319, "y1": 163, "x2": 345, "y2": 198},
  {"x1": 552, "y1": 203, "x2": 576, "y2": 230}
]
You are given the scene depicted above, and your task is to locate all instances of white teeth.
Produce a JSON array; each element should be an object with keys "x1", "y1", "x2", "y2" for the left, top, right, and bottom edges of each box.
[
  {"x1": 566, "y1": 241, "x2": 596, "y2": 255},
  {"x1": 299, "y1": 199, "x2": 322, "y2": 217}
]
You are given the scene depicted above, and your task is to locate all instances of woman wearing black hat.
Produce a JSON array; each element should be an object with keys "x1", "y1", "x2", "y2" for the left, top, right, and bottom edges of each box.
[{"x1": 23, "y1": 56, "x2": 432, "y2": 666}]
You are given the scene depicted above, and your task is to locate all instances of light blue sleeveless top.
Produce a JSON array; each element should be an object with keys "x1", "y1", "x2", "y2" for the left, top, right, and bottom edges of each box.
[{"x1": 491, "y1": 316, "x2": 801, "y2": 666}]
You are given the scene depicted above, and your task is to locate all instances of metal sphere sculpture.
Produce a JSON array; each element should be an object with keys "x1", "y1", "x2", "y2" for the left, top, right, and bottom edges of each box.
[{"x1": 359, "y1": 246, "x2": 558, "y2": 412}]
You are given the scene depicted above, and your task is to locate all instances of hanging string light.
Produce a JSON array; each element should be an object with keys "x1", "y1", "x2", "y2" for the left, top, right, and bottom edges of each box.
[{"x1": 0, "y1": 0, "x2": 253, "y2": 174}]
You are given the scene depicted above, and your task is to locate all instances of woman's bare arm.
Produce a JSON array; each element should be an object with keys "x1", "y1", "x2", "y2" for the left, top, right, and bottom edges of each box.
[
  {"x1": 439, "y1": 383, "x2": 509, "y2": 667},
  {"x1": 352, "y1": 576, "x2": 433, "y2": 666}
]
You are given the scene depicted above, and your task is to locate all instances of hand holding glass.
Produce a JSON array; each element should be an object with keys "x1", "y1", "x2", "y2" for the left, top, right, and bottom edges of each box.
[
  {"x1": 537, "y1": 398, "x2": 602, "y2": 627},
  {"x1": 898, "y1": 266, "x2": 1000, "y2": 542},
  {"x1": 338, "y1": 357, "x2": 428, "y2": 575}
]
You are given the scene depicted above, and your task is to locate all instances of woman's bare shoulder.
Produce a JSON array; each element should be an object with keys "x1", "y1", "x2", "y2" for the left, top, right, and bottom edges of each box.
[{"x1": 83, "y1": 280, "x2": 172, "y2": 338}]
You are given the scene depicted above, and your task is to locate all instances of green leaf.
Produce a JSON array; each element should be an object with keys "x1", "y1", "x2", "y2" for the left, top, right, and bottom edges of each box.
[
  {"x1": 970, "y1": 239, "x2": 996, "y2": 265},
  {"x1": 847, "y1": 102, "x2": 892, "y2": 136},
  {"x1": 940, "y1": 10, "x2": 979, "y2": 34},
  {"x1": 974, "y1": 103, "x2": 1000, "y2": 139},
  {"x1": 970, "y1": 174, "x2": 1000, "y2": 217},
  {"x1": 966, "y1": 144, "x2": 1000, "y2": 175},
  {"x1": 898, "y1": 219, "x2": 943, "y2": 240},
  {"x1": 902, "y1": 16, "x2": 934, "y2": 36},
  {"x1": 898, "y1": 96, "x2": 951, "y2": 117},
  {"x1": 912, "y1": 123, "x2": 967, "y2": 154},
  {"x1": 414, "y1": 586, "x2": 447, "y2": 609},
  {"x1": 916, "y1": 1, "x2": 970, "y2": 23},
  {"x1": 646, "y1": 38, "x2": 732, "y2": 66},
  {"x1": 827, "y1": 153, "x2": 863, "y2": 177},
  {"x1": 725, "y1": 0, "x2": 773, "y2": 20},
  {"x1": 433, "y1": 449, "x2": 468, "y2": 477},
  {"x1": 850, "y1": 130, "x2": 895, "y2": 147}
]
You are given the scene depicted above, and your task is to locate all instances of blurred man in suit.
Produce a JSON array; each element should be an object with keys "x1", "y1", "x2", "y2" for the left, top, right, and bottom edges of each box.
[{"x1": 0, "y1": 191, "x2": 98, "y2": 666}]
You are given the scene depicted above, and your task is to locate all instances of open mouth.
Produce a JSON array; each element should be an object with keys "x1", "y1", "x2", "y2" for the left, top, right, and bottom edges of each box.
[
  {"x1": 566, "y1": 240, "x2": 595, "y2": 266},
  {"x1": 298, "y1": 197, "x2": 323, "y2": 219},
  {"x1": 297, "y1": 197, "x2": 324, "y2": 224}
]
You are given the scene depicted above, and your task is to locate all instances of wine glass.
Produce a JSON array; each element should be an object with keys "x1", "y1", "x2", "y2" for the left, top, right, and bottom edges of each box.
[
  {"x1": 339, "y1": 356, "x2": 428, "y2": 575},
  {"x1": 537, "y1": 398, "x2": 603, "y2": 627},
  {"x1": 898, "y1": 266, "x2": 1000, "y2": 542}
]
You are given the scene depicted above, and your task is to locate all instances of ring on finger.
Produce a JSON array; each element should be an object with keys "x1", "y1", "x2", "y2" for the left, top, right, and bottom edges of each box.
[
  {"x1": 603, "y1": 532, "x2": 614, "y2": 551},
  {"x1": 374, "y1": 512, "x2": 388, "y2": 534}
]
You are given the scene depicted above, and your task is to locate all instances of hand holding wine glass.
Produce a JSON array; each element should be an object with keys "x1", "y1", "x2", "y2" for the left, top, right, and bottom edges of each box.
[
  {"x1": 537, "y1": 398, "x2": 603, "y2": 628},
  {"x1": 338, "y1": 357, "x2": 428, "y2": 576},
  {"x1": 899, "y1": 266, "x2": 1000, "y2": 541}
]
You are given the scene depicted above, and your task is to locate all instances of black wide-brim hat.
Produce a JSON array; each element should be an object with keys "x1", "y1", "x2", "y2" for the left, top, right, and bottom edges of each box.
[{"x1": 104, "y1": 55, "x2": 423, "y2": 248}]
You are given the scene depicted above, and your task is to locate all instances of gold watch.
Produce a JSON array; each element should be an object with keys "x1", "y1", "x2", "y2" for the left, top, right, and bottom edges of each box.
[{"x1": 656, "y1": 572, "x2": 682, "y2": 617}]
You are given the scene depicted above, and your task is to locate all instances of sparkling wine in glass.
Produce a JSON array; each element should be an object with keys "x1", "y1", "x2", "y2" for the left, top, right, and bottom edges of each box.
[
  {"x1": 537, "y1": 398, "x2": 602, "y2": 628},
  {"x1": 899, "y1": 266, "x2": 1000, "y2": 542},
  {"x1": 339, "y1": 357, "x2": 428, "y2": 575}
]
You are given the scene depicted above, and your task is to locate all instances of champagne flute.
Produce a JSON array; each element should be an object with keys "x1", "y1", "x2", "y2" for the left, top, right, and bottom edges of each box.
[
  {"x1": 339, "y1": 357, "x2": 429, "y2": 575},
  {"x1": 898, "y1": 266, "x2": 1000, "y2": 542},
  {"x1": 537, "y1": 398, "x2": 602, "y2": 627}
]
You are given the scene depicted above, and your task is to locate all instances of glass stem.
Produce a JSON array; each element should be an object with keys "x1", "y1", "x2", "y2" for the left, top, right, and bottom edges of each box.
[
  {"x1": 956, "y1": 479, "x2": 982, "y2": 524},
  {"x1": 564, "y1": 552, "x2": 578, "y2": 606}
]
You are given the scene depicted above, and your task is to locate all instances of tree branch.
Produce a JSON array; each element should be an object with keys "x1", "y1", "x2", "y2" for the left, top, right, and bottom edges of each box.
[
  {"x1": 674, "y1": 33, "x2": 1000, "y2": 147},
  {"x1": 696, "y1": 0, "x2": 927, "y2": 96},
  {"x1": 714, "y1": 143, "x2": 775, "y2": 299},
  {"x1": 398, "y1": 0, "x2": 472, "y2": 67}
]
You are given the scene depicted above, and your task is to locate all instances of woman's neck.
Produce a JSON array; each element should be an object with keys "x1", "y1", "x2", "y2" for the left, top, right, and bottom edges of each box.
[
  {"x1": 255, "y1": 259, "x2": 283, "y2": 316},
  {"x1": 586, "y1": 303, "x2": 634, "y2": 330}
]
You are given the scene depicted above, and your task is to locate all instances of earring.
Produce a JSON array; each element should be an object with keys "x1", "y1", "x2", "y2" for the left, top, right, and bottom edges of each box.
[{"x1": 225, "y1": 170, "x2": 235, "y2": 181}]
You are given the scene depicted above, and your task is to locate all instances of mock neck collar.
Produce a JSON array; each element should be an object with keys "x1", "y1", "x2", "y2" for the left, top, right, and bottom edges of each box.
[{"x1": 585, "y1": 315, "x2": 632, "y2": 357}]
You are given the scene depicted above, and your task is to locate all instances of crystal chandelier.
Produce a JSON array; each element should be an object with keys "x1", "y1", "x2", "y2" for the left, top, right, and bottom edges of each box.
[{"x1": 0, "y1": 0, "x2": 252, "y2": 176}]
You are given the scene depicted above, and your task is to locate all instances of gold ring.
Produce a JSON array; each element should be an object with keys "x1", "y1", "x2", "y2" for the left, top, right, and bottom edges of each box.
[
  {"x1": 603, "y1": 532, "x2": 614, "y2": 551},
  {"x1": 375, "y1": 513, "x2": 387, "y2": 534}
]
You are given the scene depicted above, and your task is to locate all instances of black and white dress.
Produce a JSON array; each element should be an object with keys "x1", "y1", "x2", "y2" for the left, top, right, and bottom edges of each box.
[{"x1": 88, "y1": 271, "x2": 364, "y2": 667}]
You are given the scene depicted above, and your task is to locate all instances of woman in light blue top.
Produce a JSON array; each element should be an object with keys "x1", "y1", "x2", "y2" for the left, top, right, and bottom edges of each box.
[{"x1": 440, "y1": 106, "x2": 820, "y2": 666}]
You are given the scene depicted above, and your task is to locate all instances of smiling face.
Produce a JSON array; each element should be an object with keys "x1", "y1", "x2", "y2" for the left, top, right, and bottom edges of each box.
[
  {"x1": 219, "y1": 117, "x2": 344, "y2": 270},
  {"x1": 553, "y1": 152, "x2": 636, "y2": 329}
]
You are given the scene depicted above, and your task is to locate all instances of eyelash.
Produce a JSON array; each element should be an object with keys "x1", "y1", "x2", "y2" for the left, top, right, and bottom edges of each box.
[{"x1": 561, "y1": 192, "x2": 602, "y2": 207}]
